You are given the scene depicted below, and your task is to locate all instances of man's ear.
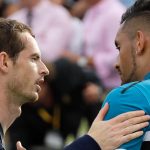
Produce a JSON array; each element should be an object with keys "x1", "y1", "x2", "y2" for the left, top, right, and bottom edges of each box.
[
  {"x1": 135, "y1": 31, "x2": 145, "y2": 55},
  {"x1": 0, "y1": 52, "x2": 11, "y2": 73}
]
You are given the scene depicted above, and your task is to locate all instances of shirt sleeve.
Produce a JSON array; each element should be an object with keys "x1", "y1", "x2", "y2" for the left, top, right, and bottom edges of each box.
[
  {"x1": 64, "y1": 135, "x2": 101, "y2": 150},
  {"x1": 102, "y1": 84, "x2": 150, "y2": 150}
]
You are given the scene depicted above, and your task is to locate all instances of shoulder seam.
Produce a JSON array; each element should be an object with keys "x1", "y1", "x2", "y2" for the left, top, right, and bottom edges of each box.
[{"x1": 121, "y1": 81, "x2": 141, "y2": 94}]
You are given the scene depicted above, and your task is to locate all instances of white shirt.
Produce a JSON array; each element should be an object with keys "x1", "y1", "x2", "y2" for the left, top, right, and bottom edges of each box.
[{"x1": 9, "y1": 0, "x2": 74, "y2": 62}]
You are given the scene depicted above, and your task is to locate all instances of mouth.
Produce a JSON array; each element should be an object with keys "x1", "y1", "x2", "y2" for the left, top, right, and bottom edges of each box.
[
  {"x1": 35, "y1": 78, "x2": 44, "y2": 93},
  {"x1": 35, "y1": 84, "x2": 41, "y2": 93}
]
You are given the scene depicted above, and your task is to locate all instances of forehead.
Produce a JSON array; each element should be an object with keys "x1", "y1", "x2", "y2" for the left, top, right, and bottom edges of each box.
[
  {"x1": 115, "y1": 24, "x2": 128, "y2": 42},
  {"x1": 19, "y1": 32, "x2": 41, "y2": 57}
]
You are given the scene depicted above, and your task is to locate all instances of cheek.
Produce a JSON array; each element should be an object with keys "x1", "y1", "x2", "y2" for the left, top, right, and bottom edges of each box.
[
  {"x1": 7, "y1": 73, "x2": 25, "y2": 94},
  {"x1": 16, "y1": 66, "x2": 36, "y2": 87},
  {"x1": 120, "y1": 56, "x2": 126, "y2": 67},
  {"x1": 119, "y1": 52, "x2": 128, "y2": 72},
  {"x1": 120, "y1": 53, "x2": 132, "y2": 74},
  {"x1": 14, "y1": 72, "x2": 30, "y2": 88},
  {"x1": 24, "y1": 62, "x2": 38, "y2": 77}
]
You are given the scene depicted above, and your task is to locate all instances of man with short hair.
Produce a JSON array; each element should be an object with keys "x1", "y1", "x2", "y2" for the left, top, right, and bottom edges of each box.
[
  {"x1": 65, "y1": 0, "x2": 150, "y2": 149},
  {"x1": 102, "y1": 0, "x2": 150, "y2": 149},
  {"x1": 0, "y1": 18, "x2": 49, "y2": 149}
]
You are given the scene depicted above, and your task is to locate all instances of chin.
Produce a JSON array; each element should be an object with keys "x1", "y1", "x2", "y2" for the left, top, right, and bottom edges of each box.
[
  {"x1": 34, "y1": 97, "x2": 39, "y2": 102},
  {"x1": 32, "y1": 93, "x2": 39, "y2": 103},
  {"x1": 26, "y1": 93, "x2": 39, "y2": 103}
]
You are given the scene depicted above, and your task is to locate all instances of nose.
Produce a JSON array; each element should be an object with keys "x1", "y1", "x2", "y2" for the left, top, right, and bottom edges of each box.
[
  {"x1": 115, "y1": 63, "x2": 119, "y2": 71},
  {"x1": 40, "y1": 61, "x2": 49, "y2": 76}
]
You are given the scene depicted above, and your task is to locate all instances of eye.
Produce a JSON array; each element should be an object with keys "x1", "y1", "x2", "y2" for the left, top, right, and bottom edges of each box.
[
  {"x1": 31, "y1": 56, "x2": 40, "y2": 61},
  {"x1": 32, "y1": 57, "x2": 37, "y2": 61},
  {"x1": 116, "y1": 45, "x2": 120, "y2": 51},
  {"x1": 115, "y1": 41, "x2": 120, "y2": 51}
]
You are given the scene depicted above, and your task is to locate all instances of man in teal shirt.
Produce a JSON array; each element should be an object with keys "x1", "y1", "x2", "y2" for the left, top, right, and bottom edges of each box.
[{"x1": 103, "y1": 0, "x2": 150, "y2": 149}]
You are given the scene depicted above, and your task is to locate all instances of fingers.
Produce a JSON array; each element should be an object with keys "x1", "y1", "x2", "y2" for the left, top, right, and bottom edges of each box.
[
  {"x1": 109, "y1": 112, "x2": 150, "y2": 135},
  {"x1": 95, "y1": 103, "x2": 109, "y2": 121},
  {"x1": 119, "y1": 115, "x2": 150, "y2": 129},
  {"x1": 110, "y1": 110, "x2": 146, "y2": 124},
  {"x1": 112, "y1": 118, "x2": 149, "y2": 146},
  {"x1": 122, "y1": 122, "x2": 149, "y2": 135},
  {"x1": 16, "y1": 141, "x2": 26, "y2": 150},
  {"x1": 121, "y1": 131, "x2": 144, "y2": 144}
]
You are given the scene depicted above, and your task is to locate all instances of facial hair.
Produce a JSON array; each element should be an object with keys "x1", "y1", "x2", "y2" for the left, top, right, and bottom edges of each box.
[
  {"x1": 7, "y1": 74, "x2": 38, "y2": 105},
  {"x1": 121, "y1": 48, "x2": 138, "y2": 84}
]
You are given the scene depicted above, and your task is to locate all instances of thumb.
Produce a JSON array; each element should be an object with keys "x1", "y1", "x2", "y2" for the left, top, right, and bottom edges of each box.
[
  {"x1": 95, "y1": 103, "x2": 109, "y2": 121},
  {"x1": 16, "y1": 141, "x2": 26, "y2": 150}
]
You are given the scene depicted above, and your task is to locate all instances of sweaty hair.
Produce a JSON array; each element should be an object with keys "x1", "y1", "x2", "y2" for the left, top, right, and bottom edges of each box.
[
  {"x1": 0, "y1": 18, "x2": 34, "y2": 60},
  {"x1": 120, "y1": 0, "x2": 150, "y2": 39},
  {"x1": 121, "y1": 0, "x2": 150, "y2": 24}
]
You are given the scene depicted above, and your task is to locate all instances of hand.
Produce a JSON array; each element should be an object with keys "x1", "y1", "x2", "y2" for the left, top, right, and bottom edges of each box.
[
  {"x1": 88, "y1": 103, "x2": 150, "y2": 150},
  {"x1": 16, "y1": 141, "x2": 26, "y2": 150}
]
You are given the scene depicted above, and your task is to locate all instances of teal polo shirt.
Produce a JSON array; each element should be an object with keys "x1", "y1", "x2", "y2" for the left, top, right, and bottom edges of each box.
[{"x1": 102, "y1": 73, "x2": 150, "y2": 150}]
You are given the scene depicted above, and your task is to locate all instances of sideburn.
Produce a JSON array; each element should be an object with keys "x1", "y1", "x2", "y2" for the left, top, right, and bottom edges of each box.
[{"x1": 126, "y1": 48, "x2": 138, "y2": 83}]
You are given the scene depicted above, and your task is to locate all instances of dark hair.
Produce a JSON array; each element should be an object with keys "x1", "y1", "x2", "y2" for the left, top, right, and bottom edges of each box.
[
  {"x1": 0, "y1": 18, "x2": 34, "y2": 61},
  {"x1": 121, "y1": 0, "x2": 150, "y2": 24}
]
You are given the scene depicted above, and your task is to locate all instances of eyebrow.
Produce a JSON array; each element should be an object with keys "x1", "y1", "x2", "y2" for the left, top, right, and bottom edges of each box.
[{"x1": 31, "y1": 53, "x2": 41, "y2": 58}]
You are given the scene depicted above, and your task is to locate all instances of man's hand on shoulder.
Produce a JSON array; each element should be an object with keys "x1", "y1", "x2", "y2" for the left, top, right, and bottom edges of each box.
[{"x1": 88, "y1": 103, "x2": 150, "y2": 150}]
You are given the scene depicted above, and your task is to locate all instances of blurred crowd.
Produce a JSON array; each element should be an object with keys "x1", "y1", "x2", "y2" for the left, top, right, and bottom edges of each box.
[{"x1": 0, "y1": 0, "x2": 134, "y2": 149}]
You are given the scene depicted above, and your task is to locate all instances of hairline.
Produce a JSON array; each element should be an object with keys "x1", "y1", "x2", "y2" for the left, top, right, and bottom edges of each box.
[{"x1": 120, "y1": 11, "x2": 150, "y2": 39}]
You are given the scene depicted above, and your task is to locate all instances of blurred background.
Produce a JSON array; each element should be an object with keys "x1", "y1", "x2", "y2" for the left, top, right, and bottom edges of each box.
[{"x1": 0, "y1": 0, "x2": 135, "y2": 149}]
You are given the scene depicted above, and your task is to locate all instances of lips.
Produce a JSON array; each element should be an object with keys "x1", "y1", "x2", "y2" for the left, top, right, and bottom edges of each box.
[
  {"x1": 36, "y1": 84, "x2": 41, "y2": 93},
  {"x1": 35, "y1": 78, "x2": 44, "y2": 93}
]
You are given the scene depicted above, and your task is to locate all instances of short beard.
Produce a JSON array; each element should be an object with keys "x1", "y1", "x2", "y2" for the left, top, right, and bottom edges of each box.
[
  {"x1": 121, "y1": 48, "x2": 137, "y2": 84},
  {"x1": 7, "y1": 77, "x2": 38, "y2": 105}
]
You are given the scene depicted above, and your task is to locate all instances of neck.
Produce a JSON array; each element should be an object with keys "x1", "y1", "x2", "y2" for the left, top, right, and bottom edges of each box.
[
  {"x1": 136, "y1": 57, "x2": 150, "y2": 81},
  {"x1": 0, "y1": 89, "x2": 21, "y2": 134},
  {"x1": 138, "y1": 69, "x2": 150, "y2": 81}
]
